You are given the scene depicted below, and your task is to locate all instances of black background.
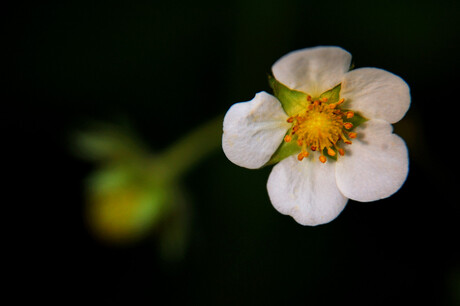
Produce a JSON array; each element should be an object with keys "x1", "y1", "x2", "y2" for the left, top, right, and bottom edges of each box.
[{"x1": 7, "y1": 0, "x2": 460, "y2": 305}]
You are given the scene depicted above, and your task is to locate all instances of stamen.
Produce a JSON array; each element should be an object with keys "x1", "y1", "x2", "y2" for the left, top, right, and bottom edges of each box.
[
  {"x1": 284, "y1": 135, "x2": 292, "y2": 142},
  {"x1": 327, "y1": 148, "x2": 336, "y2": 156},
  {"x1": 297, "y1": 151, "x2": 309, "y2": 161},
  {"x1": 319, "y1": 155, "x2": 327, "y2": 163},
  {"x1": 338, "y1": 148, "x2": 345, "y2": 156},
  {"x1": 297, "y1": 153, "x2": 305, "y2": 161},
  {"x1": 348, "y1": 132, "x2": 357, "y2": 139},
  {"x1": 287, "y1": 117, "x2": 294, "y2": 123},
  {"x1": 343, "y1": 122, "x2": 353, "y2": 129},
  {"x1": 345, "y1": 111, "x2": 354, "y2": 119}
]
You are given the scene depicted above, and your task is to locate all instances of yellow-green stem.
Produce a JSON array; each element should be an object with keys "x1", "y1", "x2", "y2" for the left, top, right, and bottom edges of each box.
[{"x1": 157, "y1": 115, "x2": 224, "y2": 181}]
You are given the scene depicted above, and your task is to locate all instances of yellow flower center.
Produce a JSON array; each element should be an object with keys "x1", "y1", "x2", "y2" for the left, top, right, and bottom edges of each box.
[{"x1": 284, "y1": 96, "x2": 357, "y2": 163}]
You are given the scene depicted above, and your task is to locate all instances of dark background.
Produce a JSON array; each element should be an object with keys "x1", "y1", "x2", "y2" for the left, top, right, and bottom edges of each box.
[{"x1": 7, "y1": 0, "x2": 459, "y2": 304}]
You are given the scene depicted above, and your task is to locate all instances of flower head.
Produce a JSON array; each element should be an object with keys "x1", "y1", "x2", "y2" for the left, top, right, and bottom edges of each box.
[{"x1": 222, "y1": 46, "x2": 410, "y2": 226}]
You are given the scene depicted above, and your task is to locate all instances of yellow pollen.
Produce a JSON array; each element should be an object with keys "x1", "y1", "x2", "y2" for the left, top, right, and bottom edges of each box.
[{"x1": 287, "y1": 97, "x2": 357, "y2": 163}]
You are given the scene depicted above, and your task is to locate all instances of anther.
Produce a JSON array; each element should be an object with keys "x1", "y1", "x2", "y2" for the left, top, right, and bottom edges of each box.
[
  {"x1": 327, "y1": 148, "x2": 336, "y2": 156},
  {"x1": 297, "y1": 151, "x2": 309, "y2": 161},
  {"x1": 284, "y1": 135, "x2": 292, "y2": 142},
  {"x1": 319, "y1": 155, "x2": 327, "y2": 163},
  {"x1": 346, "y1": 111, "x2": 354, "y2": 119},
  {"x1": 338, "y1": 98, "x2": 345, "y2": 105},
  {"x1": 348, "y1": 132, "x2": 357, "y2": 139},
  {"x1": 344, "y1": 122, "x2": 353, "y2": 129},
  {"x1": 329, "y1": 103, "x2": 337, "y2": 109},
  {"x1": 338, "y1": 148, "x2": 345, "y2": 156},
  {"x1": 307, "y1": 95, "x2": 312, "y2": 102},
  {"x1": 311, "y1": 145, "x2": 317, "y2": 151},
  {"x1": 297, "y1": 153, "x2": 304, "y2": 161},
  {"x1": 321, "y1": 97, "x2": 328, "y2": 102},
  {"x1": 287, "y1": 117, "x2": 294, "y2": 123}
]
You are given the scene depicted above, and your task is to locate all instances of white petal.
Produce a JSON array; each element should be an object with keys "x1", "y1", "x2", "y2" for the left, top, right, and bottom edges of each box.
[
  {"x1": 341, "y1": 68, "x2": 411, "y2": 123},
  {"x1": 271, "y1": 46, "x2": 352, "y2": 97},
  {"x1": 222, "y1": 92, "x2": 291, "y2": 169},
  {"x1": 267, "y1": 155, "x2": 348, "y2": 226},
  {"x1": 335, "y1": 119, "x2": 409, "y2": 202}
]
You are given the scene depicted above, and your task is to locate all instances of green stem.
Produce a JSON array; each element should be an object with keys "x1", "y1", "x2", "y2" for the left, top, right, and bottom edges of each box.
[{"x1": 157, "y1": 114, "x2": 224, "y2": 181}]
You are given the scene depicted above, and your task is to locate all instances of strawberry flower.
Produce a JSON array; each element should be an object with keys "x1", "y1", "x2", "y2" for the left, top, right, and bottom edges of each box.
[{"x1": 222, "y1": 46, "x2": 410, "y2": 226}]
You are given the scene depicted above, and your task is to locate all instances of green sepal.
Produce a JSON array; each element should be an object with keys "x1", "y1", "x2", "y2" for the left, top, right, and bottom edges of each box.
[
  {"x1": 268, "y1": 75, "x2": 309, "y2": 116},
  {"x1": 264, "y1": 134, "x2": 301, "y2": 166},
  {"x1": 319, "y1": 84, "x2": 341, "y2": 104}
]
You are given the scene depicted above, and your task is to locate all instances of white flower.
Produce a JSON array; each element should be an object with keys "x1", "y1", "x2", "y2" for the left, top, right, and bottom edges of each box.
[{"x1": 222, "y1": 46, "x2": 410, "y2": 226}]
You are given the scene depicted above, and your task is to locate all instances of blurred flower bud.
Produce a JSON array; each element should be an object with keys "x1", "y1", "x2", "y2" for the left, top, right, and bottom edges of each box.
[
  {"x1": 73, "y1": 124, "x2": 189, "y2": 252},
  {"x1": 72, "y1": 117, "x2": 221, "y2": 259},
  {"x1": 85, "y1": 164, "x2": 171, "y2": 245}
]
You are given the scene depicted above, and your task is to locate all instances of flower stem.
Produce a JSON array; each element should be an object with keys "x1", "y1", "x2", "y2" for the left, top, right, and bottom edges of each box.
[{"x1": 157, "y1": 114, "x2": 224, "y2": 181}]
